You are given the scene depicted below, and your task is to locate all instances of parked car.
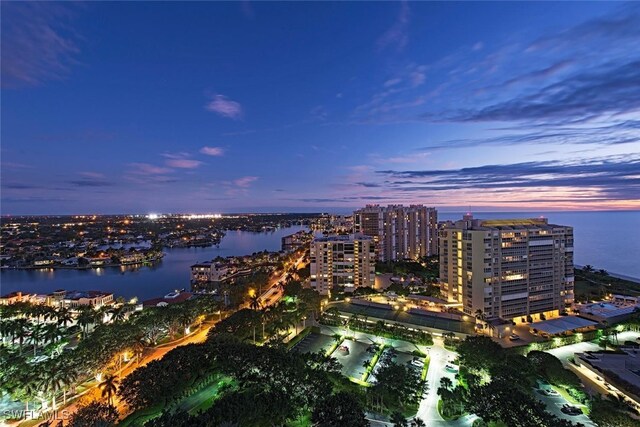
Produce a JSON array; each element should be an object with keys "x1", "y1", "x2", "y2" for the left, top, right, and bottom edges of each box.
[
  {"x1": 411, "y1": 357, "x2": 424, "y2": 367},
  {"x1": 509, "y1": 334, "x2": 520, "y2": 341},
  {"x1": 543, "y1": 388, "x2": 559, "y2": 396},
  {"x1": 338, "y1": 345, "x2": 349, "y2": 354},
  {"x1": 445, "y1": 364, "x2": 459, "y2": 373},
  {"x1": 561, "y1": 404, "x2": 582, "y2": 416}
]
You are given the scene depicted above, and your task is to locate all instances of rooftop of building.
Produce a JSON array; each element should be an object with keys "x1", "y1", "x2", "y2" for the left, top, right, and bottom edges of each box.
[
  {"x1": 577, "y1": 300, "x2": 640, "y2": 319},
  {"x1": 443, "y1": 214, "x2": 571, "y2": 231},
  {"x1": 576, "y1": 348, "x2": 640, "y2": 399},
  {"x1": 529, "y1": 316, "x2": 598, "y2": 335},
  {"x1": 143, "y1": 291, "x2": 193, "y2": 307},
  {"x1": 313, "y1": 233, "x2": 372, "y2": 242},
  {"x1": 58, "y1": 290, "x2": 113, "y2": 300}
]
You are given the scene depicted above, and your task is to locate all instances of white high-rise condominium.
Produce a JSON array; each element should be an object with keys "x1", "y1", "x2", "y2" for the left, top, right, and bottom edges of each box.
[
  {"x1": 353, "y1": 204, "x2": 438, "y2": 262},
  {"x1": 439, "y1": 214, "x2": 574, "y2": 322},
  {"x1": 309, "y1": 234, "x2": 376, "y2": 296}
]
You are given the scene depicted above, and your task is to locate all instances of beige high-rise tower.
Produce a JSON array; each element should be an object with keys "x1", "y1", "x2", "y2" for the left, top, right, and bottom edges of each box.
[
  {"x1": 309, "y1": 234, "x2": 376, "y2": 296},
  {"x1": 439, "y1": 215, "x2": 574, "y2": 322},
  {"x1": 353, "y1": 204, "x2": 438, "y2": 261}
]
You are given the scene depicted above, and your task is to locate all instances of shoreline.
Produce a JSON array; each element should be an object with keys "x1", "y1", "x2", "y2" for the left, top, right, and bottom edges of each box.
[
  {"x1": 575, "y1": 265, "x2": 640, "y2": 284},
  {"x1": 1, "y1": 256, "x2": 165, "y2": 272}
]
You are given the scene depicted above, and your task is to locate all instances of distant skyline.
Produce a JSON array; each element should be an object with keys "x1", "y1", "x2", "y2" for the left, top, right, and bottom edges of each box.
[{"x1": 2, "y1": 1, "x2": 639, "y2": 215}]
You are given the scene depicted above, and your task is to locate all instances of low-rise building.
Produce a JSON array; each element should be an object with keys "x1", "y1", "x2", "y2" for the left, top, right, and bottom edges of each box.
[
  {"x1": 281, "y1": 230, "x2": 310, "y2": 252},
  {"x1": 190, "y1": 262, "x2": 230, "y2": 282},
  {"x1": 50, "y1": 289, "x2": 114, "y2": 308},
  {"x1": 0, "y1": 291, "x2": 41, "y2": 305},
  {"x1": 575, "y1": 348, "x2": 640, "y2": 410}
]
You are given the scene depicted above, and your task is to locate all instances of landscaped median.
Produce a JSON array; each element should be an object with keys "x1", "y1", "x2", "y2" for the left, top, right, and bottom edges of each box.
[{"x1": 286, "y1": 326, "x2": 313, "y2": 350}]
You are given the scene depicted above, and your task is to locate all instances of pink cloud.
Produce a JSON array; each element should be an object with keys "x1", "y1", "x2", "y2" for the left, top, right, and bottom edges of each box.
[
  {"x1": 205, "y1": 94, "x2": 243, "y2": 119},
  {"x1": 233, "y1": 176, "x2": 258, "y2": 187},
  {"x1": 165, "y1": 159, "x2": 202, "y2": 169},
  {"x1": 200, "y1": 146, "x2": 225, "y2": 156},
  {"x1": 128, "y1": 163, "x2": 172, "y2": 175}
]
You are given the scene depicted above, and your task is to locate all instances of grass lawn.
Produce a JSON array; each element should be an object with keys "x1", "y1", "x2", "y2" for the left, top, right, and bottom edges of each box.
[
  {"x1": 421, "y1": 355, "x2": 431, "y2": 381},
  {"x1": 178, "y1": 376, "x2": 232, "y2": 415},
  {"x1": 119, "y1": 404, "x2": 164, "y2": 427},
  {"x1": 555, "y1": 386, "x2": 590, "y2": 415},
  {"x1": 287, "y1": 413, "x2": 312, "y2": 427},
  {"x1": 437, "y1": 399, "x2": 464, "y2": 421},
  {"x1": 119, "y1": 375, "x2": 231, "y2": 426}
]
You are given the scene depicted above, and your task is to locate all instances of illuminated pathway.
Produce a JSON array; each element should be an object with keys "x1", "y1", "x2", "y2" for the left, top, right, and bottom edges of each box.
[{"x1": 415, "y1": 337, "x2": 477, "y2": 427}]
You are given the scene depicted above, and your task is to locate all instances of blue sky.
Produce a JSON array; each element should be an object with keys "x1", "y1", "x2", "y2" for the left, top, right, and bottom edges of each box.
[{"x1": 2, "y1": 1, "x2": 639, "y2": 214}]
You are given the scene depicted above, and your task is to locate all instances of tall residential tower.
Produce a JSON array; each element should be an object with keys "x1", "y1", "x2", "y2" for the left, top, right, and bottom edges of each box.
[
  {"x1": 353, "y1": 204, "x2": 438, "y2": 261},
  {"x1": 439, "y1": 215, "x2": 574, "y2": 322},
  {"x1": 309, "y1": 234, "x2": 376, "y2": 296}
]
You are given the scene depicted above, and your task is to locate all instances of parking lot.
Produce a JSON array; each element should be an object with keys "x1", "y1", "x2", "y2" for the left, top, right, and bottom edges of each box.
[
  {"x1": 293, "y1": 333, "x2": 335, "y2": 355},
  {"x1": 368, "y1": 346, "x2": 423, "y2": 383},
  {"x1": 331, "y1": 338, "x2": 371, "y2": 379},
  {"x1": 534, "y1": 387, "x2": 595, "y2": 426}
]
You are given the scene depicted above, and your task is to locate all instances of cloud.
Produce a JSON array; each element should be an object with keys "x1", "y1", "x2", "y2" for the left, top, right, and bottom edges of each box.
[
  {"x1": 200, "y1": 146, "x2": 225, "y2": 156},
  {"x1": 376, "y1": 155, "x2": 640, "y2": 202},
  {"x1": 79, "y1": 171, "x2": 106, "y2": 179},
  {"x1": 376, "y1": 1, "x2": 410, "y2": 52},
  {"x1": 1, "y1": 2, "x2": 81, "y2": 88},
  {"x1": 165, "y1": 159, "x2": 202, "y2": 169},
  {"x1": 205, "y1": 94, "x2": 243, "y2": 119},
  {"x1": 233, "y1": 176, "x2": 258, "y2": 188},
  {"x1": 423, "y1": 120, "x2": 640, "y2": 150},
  {"x1": 440, "y1": 59, "x2": 640, "y2": 124},
  {"x1": 69, "y1": 179, "x2": 113, "y2": 187},
  {"x1": 128, "y1": 163, "x2": 173, "y2": 175}
]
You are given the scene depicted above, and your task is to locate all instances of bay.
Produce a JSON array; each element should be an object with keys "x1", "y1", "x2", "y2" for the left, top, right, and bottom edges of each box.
[{"x1": 0, "y1": 226, "x2": 307, "y2": 301}]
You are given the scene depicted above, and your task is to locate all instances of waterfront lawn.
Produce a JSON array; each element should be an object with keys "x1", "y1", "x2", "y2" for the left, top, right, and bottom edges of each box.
[{"x1": 574, "y1": 267, "x2": 640, "y2": 301}]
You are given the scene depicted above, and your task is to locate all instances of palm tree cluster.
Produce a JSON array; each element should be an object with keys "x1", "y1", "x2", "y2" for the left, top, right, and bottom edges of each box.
[
  {"x1": 138, "y1": 333, "x2": 361, "y2": 427},
  {"x1": 0, "y1": 296, "x2": 220, "y2": 415},
  {"x1": 210, "y1": 280, "x2": 319, "y2": 344}
]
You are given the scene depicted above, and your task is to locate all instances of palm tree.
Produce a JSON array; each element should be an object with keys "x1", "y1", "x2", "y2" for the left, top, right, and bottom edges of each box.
[
  {"x1": 249, "y1": 294, "x2": 261, "y2": 311},
  {"x1": 30, "y1": 323, "x2": 45, "y2": 356},
  {"x1": 109, "y1": 306, "x2": 127, "y2": 323},
  {"x1": 76, "y1": 306, "x2": 94, "y2": 338},
  {"x1": 100, "y1": 374, "x2": 119, "y2": 405},
  {"x1": 440, "y1": 377, "x2": 453, "y2": 391},
  {"x1": 39, "y1": 367, "x2": 65, "y2": 410},
  {"x1": 411, "y1": 418, "x2": 426, "y2": 427},
  {"x1": 56, "y1": 308, "x2": 74, "y2": 328},
  {"x1": 43, "y1": 323, "x2": 63, "y2": 345},
  {"x1": 13, "y1": 318, "x2": 30, "y2": 354},
  {"x1": 583, "y1": 265, "x2": 594, "y2": 273}
]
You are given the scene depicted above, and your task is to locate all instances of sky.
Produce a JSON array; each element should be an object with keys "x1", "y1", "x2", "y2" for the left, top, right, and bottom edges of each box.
[{"x1": 1, "y1": 1, "x2": 639, "y2": 215}]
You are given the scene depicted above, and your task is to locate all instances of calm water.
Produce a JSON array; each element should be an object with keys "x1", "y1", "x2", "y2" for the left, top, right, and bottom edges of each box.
[
  {"x1": 0, "y1": 226, "x2": 307, "y2": 300},
  {"x1": 440, "y1": 211, "x2": 640, "y2": 280}
]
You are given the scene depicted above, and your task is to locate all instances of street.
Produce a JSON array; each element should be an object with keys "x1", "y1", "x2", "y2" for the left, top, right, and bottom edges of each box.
[{"x1": 415, "y1": 338, "x2": 477, "y2": 427}]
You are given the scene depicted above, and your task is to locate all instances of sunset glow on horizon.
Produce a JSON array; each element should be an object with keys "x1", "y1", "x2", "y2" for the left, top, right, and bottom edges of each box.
[{"x1": 2, "y1": 2, "x2": 639, "y2": 214}]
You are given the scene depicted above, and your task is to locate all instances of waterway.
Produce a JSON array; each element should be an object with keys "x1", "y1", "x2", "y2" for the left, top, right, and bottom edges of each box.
[{"x1": 0, "y1": 226, "x2": 307, "y2": 301}]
